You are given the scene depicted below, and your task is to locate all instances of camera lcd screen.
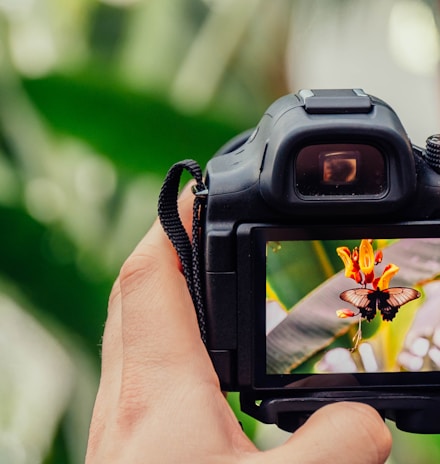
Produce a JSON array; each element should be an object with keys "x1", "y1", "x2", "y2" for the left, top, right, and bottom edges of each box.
[{"x1": 262, "y1": 231, "x2": 440, "y2": 382}]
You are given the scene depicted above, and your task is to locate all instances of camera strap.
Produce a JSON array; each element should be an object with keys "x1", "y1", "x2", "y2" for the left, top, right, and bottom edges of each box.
[{"x1": 157, "y1": 159, "x2": 207, "y2": 344}]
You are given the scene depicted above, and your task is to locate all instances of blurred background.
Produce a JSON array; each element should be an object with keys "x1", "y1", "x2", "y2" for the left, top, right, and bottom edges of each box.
[{"x1": 0, "y1": 0, "x2": 440, "y2": 462}]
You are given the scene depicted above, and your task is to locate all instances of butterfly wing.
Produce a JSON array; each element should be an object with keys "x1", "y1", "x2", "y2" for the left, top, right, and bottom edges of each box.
[
  {"x1": 378, "y1": 287, "x2": 421, "y2": 321},
  {"x1": 339, "y1": 288, "x2": 377, "y2": 321},
  {"x1": 340, "y1": 287, "x2": 421, "y2": 322}
]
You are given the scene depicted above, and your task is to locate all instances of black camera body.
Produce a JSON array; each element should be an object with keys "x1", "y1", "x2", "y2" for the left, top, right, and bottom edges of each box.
[{"x1": 201, "y1": 89, "x2": 440, "y2": 433}]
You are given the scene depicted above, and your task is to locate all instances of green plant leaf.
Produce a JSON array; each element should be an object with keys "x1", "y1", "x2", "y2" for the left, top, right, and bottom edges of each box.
[
  {"x1": 21, "y1": 73, "x2": 247, "y2": 176},
  {"x1": 0, "y1": 205, "x2": 111, "y2": 350}
]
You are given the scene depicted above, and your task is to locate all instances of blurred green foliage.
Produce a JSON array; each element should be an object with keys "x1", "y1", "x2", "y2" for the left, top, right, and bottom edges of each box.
[
  {"x1": 21, "y1": 73, "x2": 243, "y2": 176},
  {"x1": 0, "y1": 1, "x2": 286, "y2": 461}
]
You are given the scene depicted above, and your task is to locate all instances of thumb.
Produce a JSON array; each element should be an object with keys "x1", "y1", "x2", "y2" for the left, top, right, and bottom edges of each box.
[{"x1": 249, "y1": 402, "x2": 392, "y2": 464}]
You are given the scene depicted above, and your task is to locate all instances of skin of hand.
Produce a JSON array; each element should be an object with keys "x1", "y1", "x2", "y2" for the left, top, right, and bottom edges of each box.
[{"x1": 85, "y1": 185, "x2": 392, "y2": 464}]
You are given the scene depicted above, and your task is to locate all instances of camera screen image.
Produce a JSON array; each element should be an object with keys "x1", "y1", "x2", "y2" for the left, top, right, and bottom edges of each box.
[{"x1": 265, "y1": 237, "x2": 440, "y2": 376}]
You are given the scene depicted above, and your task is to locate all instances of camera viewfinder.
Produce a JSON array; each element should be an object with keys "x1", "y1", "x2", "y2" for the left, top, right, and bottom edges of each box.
[{"x1": 295, "y1": 143, "x2": 386, "y2": 197}]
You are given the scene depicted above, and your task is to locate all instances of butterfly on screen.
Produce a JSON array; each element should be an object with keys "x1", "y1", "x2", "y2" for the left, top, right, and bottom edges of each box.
[{"x1": 339, "y1": 286, "x2": 421, "y2": 322}]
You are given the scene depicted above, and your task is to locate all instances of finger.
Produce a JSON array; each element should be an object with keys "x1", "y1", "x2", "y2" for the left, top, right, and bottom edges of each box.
[
  {"x1": 98, "y1": 278, "x2": 124, "y2": 402},
  {"x1": 88, "y1": 184, "x2": 212, "y2": 448},
  {"x1": 86, "y1": 278, "x2": 124, "y2": 459},
  {"x1": 133, "y1": 180, "x2": 195, "y2": 267},
  {"x1": 250, "y1": 402, "x2": 391, "y2": 464},
  {"x1": 117, "y1": 185, "x2": 217, "y2": 400}
]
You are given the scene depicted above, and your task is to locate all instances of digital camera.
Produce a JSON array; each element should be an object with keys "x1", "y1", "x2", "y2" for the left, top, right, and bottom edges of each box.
[{"x1": 201, "y1": 89, "x2": 440, "y2": 433}]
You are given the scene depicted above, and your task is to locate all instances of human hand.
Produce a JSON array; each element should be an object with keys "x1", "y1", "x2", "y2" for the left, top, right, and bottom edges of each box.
[{"x1": 85, "y1": 186, "x2": 392, "y2": 463}]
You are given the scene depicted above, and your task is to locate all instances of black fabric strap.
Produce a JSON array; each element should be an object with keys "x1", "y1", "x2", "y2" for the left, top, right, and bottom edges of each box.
[{"x1": 158, "y1": 160, "x2": 207, "y2": 344}]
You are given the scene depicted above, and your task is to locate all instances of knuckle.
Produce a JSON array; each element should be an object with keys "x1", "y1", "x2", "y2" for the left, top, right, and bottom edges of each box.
[
  {"x1": 116, "y1": 370, "x2": 154, "y2": 433},
  {"x1": 108, "y1": 278, "x2": 122, "y2": 308},
  {"x1": 118, "y1": 246, "x2": 163, "y2": 297}
]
